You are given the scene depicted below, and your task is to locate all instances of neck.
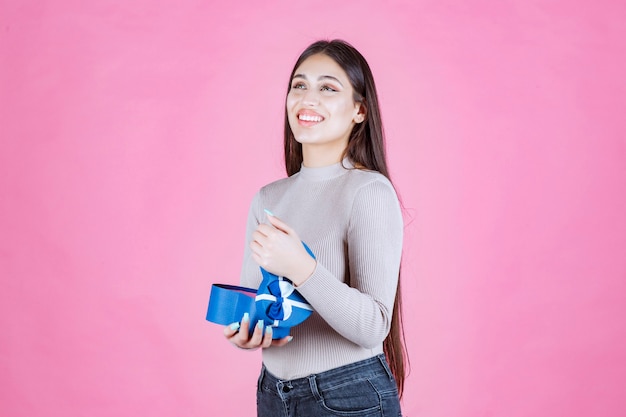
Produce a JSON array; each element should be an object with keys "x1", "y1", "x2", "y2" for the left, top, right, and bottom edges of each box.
[{"x1": 302, "y1": 142, "x2": 347, "y2": 168}]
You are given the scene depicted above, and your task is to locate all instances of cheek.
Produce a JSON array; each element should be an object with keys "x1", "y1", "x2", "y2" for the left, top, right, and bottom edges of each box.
[
  {"x1": 331, "y1": 105, "x2": 357, "y2": 123},
  {"x1": 286, "y1": 94, "x2": 298, "y2": 111},
  {"x1": 285, "y1": 103, "x2": 298, "y2": 129},
  {"x1": 328, "y1": 98, "x2": 356, "y2": 115}
]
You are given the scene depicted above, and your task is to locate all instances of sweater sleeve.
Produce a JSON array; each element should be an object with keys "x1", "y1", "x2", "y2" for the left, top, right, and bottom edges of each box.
[{"x1": 296, "y1": 179, "x2": 404, "y2": 348}]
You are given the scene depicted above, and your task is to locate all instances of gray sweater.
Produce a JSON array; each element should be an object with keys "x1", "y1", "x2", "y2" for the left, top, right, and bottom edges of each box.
[{"x1": 240, "y1": 159, "x2": 403, "y2": 380}]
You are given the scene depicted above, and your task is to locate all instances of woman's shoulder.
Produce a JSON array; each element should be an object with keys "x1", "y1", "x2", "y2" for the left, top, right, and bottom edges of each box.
[
  {"x1": 257, "y1": 173, "x2": 299, "y2": 198},
  {"x1": 345, "y1": 167, "x2": 394, "y2": 191},
  {"x1": 344, "y1": 169, "x2": 401, "y2": 210}
]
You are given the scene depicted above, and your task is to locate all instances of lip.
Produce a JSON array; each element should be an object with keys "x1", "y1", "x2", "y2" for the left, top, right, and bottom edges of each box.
[{"x1": 296, "y1": 109, "x2": 325, "y2": 126}]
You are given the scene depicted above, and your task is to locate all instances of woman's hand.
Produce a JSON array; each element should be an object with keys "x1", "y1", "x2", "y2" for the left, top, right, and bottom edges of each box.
[
  {"x1": 250, "y1": 211, "x2": 317, "y2": 286},
  {"x1": 223, "y1": 313, "x2": 292, "y2": 350}
]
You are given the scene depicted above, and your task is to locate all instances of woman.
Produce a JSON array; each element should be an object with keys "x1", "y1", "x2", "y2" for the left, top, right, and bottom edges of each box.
[{"x1": 224, "y1": 39, "x2": 407, "y2": 417}]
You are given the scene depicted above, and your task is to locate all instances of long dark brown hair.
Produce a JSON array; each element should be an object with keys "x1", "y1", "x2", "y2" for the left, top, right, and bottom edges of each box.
[{"x1": 283, "y1": 39, "x2": 409, "y2": 397}]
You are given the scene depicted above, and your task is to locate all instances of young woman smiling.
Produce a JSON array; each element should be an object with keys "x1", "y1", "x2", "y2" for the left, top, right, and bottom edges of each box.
[{"x1": 224, "y1": 39, "x2": 407, "y2": 417}]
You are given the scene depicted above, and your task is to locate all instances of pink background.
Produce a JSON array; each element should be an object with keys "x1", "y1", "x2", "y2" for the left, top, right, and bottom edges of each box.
[{"x1": 2, "y1": 1, "x2": 625, "y2": 416}]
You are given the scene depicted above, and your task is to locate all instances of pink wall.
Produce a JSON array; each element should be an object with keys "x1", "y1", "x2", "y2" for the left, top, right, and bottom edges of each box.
[{"x1": 1, "y1": 1, "x2": 625, "y2": 416}]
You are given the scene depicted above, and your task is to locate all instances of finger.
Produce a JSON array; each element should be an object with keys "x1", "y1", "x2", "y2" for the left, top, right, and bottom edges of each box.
[
  {"x1": 251, "y1": 232, "x2": 267, "y2": 250},
  {"x1": 231, "y1": 312, "x2": 250, "y2": 343},
  {"x1": 261, "y1": 326, "x2": 274, "y2": 348},
  {"x1": 255, "y1": 224, "x2": 277, "y2": 238},
  {"x1": 229, "y1": 314, "x2": 260, "y2": 350},
  {"x1": 265, "y1": 211, "x2": 294, "y2": 235},
  {"x1": 223, "y1": 322, "x2": 240, "y2": 338},
  {"x1": 248, "y1": 319, "x2": 265, "y2": 346},
  {"x1": 251, "y1": 251, "x2": 263, "y2": 267},
  {"x1": 271, "y1": 336, "x2": 294, "y2": 347},
  {"x1": 249, "y1": 240, "x2": 263, "y2": 256}
]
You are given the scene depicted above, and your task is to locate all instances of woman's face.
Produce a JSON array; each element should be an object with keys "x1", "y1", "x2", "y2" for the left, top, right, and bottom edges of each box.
[{"x1": 286, "y1": 54, "x2": 363, "y2": 159}]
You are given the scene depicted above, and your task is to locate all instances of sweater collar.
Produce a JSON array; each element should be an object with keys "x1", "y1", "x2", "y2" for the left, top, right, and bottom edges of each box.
[{"x1": 297, "y1": 158, "x2": 354, "y2": 181}]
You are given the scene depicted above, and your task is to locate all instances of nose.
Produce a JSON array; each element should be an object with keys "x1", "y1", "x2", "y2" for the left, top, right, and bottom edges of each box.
[{"x1": 302, "y1": 89, "x2": 320, "y2": 106}]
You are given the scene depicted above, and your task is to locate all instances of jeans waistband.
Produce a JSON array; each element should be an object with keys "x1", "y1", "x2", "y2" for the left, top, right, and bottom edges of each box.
[{"x1": 259, "y1": 354, "x2": 394, "y2": 395}]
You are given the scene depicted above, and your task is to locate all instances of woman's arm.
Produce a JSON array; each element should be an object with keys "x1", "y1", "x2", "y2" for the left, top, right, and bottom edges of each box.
[{"x1": 295, "y1": 180, "x2": 403, "y2": 348}]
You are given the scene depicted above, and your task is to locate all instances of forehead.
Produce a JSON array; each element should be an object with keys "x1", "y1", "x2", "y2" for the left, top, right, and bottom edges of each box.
[{"x1": 293, "y1": 53, "x2": 349, "y2": 82}]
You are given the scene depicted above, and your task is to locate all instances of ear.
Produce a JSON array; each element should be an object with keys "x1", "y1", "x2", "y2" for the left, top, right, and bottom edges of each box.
[{"x1": 353, "y1": 101, "x2": 367, "y2": 124}]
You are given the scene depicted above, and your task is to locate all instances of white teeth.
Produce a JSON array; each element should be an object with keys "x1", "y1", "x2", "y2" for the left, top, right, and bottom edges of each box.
[{"x1": 298, "y1": 114, "x2": 323, "y2": 122}]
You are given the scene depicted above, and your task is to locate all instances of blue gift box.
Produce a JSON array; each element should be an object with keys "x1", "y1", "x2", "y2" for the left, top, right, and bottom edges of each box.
[{"x1": 206, "y1": 242, "x2": 315, "y2": 339}]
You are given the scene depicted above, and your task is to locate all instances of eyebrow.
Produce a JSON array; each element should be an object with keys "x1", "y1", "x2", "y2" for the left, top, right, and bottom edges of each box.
[{"x1": 292, "y1": 73, "x2": 344, "y2": 87}]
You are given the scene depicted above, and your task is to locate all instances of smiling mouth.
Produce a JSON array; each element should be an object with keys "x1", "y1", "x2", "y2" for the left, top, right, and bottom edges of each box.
[{"x1": 298, "y1": 114, "x2": 324, "y2": 122}]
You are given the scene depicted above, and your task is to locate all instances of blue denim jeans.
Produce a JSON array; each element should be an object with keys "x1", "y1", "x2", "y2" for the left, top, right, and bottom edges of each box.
[{"x1": 257, "y1": 354, "x2": 402, "y2": 417}]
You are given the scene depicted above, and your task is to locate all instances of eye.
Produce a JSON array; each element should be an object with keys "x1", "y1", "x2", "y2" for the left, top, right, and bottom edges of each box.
[
  {"x1": 291, "y1": 82, "x2": 306, "y2": 90},
  {"x1": 321, "y1": 85, "x2": 338, "y2": 92}
]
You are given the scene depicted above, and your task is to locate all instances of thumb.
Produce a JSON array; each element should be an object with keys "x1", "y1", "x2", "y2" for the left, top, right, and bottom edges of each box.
[{"x1": 264, "y1": 209, "x2": 294, "y2": 235}]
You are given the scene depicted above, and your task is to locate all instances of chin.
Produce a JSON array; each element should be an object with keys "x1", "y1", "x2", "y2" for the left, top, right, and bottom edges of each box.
[{"x1": 293, "y1": 135, "x2": 319, "y2": 144}]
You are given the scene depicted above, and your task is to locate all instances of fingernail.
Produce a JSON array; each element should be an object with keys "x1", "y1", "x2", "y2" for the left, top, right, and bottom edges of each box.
[
  {"x1": 242, "y1": 312, "x2": 249, "y2": 323},
  {"x1": 265, "y1": 326, "x2": 273, "y2": 335},
  {"x1": 264, "y1": 208, "x2": 274, "y2": 216},
  {"x1": 287, "y1": 336, "x2": 293, "y2": 342},
  {"x1": 256, "y1": 320, "x2": 264, "y2": 330},
  {"x1": 229, "y1": 322, "x2": 240, "y2": 331}
]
